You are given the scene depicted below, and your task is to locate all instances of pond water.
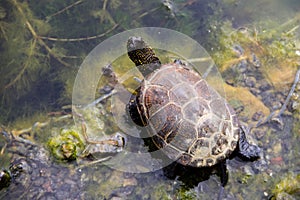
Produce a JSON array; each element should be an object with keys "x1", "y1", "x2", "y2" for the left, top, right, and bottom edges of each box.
[{"x1": 0, "y1": 0, "x2": 299, "y2": 199}]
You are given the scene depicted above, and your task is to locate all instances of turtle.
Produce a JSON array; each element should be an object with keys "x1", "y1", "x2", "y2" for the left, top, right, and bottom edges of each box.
[{"x1": 126, "y1": 36, "x2": 261, "y2": 191}]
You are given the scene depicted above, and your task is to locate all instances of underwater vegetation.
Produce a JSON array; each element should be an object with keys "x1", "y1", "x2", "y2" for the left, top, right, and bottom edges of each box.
[
  {"x1": 203, "y1": 13, "x2": 300, "y2": 119},
  {"x1": 47, "y1": 128, "x2": 85, "y2": 161},
  {"x1": 0, "y1": 0, "x2": 202, "y2": 124},
  {"x1": 208, "y1": 12, "x2": 299, "y2": 77},
  {"x1": 271, "y1": 173, "x2": 300, "y2": 200}
]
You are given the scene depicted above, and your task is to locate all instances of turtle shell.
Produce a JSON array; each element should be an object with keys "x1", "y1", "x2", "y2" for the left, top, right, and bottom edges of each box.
[{"x1": 132, "y1": 62, "x2": 240, "y2": 167}]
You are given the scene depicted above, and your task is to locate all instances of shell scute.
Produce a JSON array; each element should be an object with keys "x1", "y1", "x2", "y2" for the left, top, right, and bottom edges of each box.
[{"x1": 168, "y1": 120, "x2": 196, "y2": 151}]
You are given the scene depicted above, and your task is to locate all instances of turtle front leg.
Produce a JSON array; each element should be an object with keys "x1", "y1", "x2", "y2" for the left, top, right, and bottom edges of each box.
[
  {"x1": 126, "y1": 87, "x2": 148, "y2": 127},
  {"x1": 238, "y1": 126, "x2": 261, "y2": 159}
]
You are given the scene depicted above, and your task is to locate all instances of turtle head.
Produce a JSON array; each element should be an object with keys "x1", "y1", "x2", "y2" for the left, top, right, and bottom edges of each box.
[
  {"x1": 127, "y1": 36, "x2": 161, "y2": 76},
  {"x1": 127, "y1": 36, "x2": 147, "y2": 55}
]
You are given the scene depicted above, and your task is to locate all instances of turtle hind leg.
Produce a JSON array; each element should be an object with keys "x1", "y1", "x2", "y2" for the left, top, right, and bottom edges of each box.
[
  {"x1": 217, "y1": 161, "x2": 228, "y2": 200},
  {"x1": 238, "y1": 127, "x2": 261, "y2": 160}
]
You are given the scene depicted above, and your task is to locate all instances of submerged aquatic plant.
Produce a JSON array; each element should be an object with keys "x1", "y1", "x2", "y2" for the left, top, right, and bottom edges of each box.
[
  {"x1": 0, "y1": 0, "x2": 200, "y2": 125},
  {"x1": 271, "y1": 173, "x2": 300, "y2": 200},
  {"x1": 0, "y1": 0, "x2": 67, "y2": 123},
  {"x1": 47, "y1": 128, "x2": 85, "y2": 161},
  {"x1": 211, "y1": 18, "x2": 299, "y2": 86}
]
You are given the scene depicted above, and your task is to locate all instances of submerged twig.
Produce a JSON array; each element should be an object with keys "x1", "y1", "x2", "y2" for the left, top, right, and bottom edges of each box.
[
  {"x1": 137, "y1": 7, "x2": 160, "y2": 19},
  {"x1": 75, "y1": 156, "x2": 112, "y2": 170},
  {"x1": 102, "y1": 0, "x2": 108, "y2": 10},
  {"x1": 277, "y1": 12, "x2": 300, "y2": 33},
  {"x1": 285, "y1": 25, "x2": 300, "y2": 35},
  {"x1": 85, "y1": 90, "x2": 117, "y2": 108},
  {"x1": 276, "y1": 69, "x2": 300, "y2": 117},
  {"x1": 11, "y1": 114, "x2": 72, "y2": 139},
  {"x1": 256, "y1": 69, "x2": 300, "y2": 127},
  {"x1": 38, "y1": 23, "x2": 119, "y2": 42},
  {"x1": 46, "y1": 0, "x2": 84, "y2": 21}
]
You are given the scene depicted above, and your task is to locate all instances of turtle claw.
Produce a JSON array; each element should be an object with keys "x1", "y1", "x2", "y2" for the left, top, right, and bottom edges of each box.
[
  {"x1": 133, "y1": 76, "x2": 142, "y2": 83},
  {"x1": 174, "y1": 59, "x2": 185, "y2": 65}
]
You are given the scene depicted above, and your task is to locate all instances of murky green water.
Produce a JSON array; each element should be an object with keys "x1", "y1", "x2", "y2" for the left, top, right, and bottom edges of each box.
[{"x1": 0, "y1": 0, "x2": 300, "y2": 199}]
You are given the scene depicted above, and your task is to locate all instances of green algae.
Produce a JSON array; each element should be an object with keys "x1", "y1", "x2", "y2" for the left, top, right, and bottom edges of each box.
[
  {"x1": 271, "y1": 173, "x2": 300, "y2": 200},
  {"x1": 176, "y1": 187, "x2": 198, "y2": 200},
  {"x1": 209, "y1": 18, "x2": 299, "y2": 90},
  {"x1": 47, "y1": 128, "x2": 85, "y2": 161},
  {"x1": 0, "y1": 0, "x2": 217, "y2": 124}
]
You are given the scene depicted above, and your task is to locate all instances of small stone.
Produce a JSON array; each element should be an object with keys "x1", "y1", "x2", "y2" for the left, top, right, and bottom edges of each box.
[
  {"x1": 102, "y1": 64, "x2": 114, "y2": 76},
  {"x1": 250, "y1": 53, "x2": 261, "y2": 67},
  {"x1": 237, "y1": 60, "x2": 248, "y2": 73},
  {"x1": 259, "y1": 80, "x2": 272, "y2": 92},
  {"x1": 102, "y1": 64, "x2": 118, "y2": 85},
  {"x1": 232, "y1": 44, "x2": 244, "y2": 56},
  {"x1": 99, "y1": 85, "x2": 114, "y2": 94},
  {"x1": 245, "y1": 76, "x2": 256, "y2": 87},
  {"x1": 292, "y1": 92, "x2": 299, "y2": 100},
  {"x1": 252, "y1": 111, "x2": 265, "y2": 121},
  {"x1": 110, "y1": 186, "x2": 135, "y2": 198},
  {"x1": 271, "y1": 101, "x2": 282, "y2": 111},
  {"x1": 123, "y1": 177, "x2": 138, "y2": 187},
  {"x1": 271, "y1": 116, "x2": 284, "y2": 130},
  {"x1": 250, "y1": 87, "x2": 261, "y2": 96},
  {"x1": 254, "y1": 128, "x2": 265, "y2": 140},
  {"x1": 291, "y1": 100, "x2": 300, "y2": 111},
  {"x1": 254, "y1": 158, "x2": 268, "y2": 172},
  {"x1": 270, "y1": 156, "x2": 283, "y2": 165},
  {"x1": 225, "y1": 78, "x2": 236, "y2": 86},
  {"x1": 123, "y1": 172, "x2": 134, "y2": 179},
  {"x1": 269, "y1": 172, "x2": 273, "y2": 177},
  {"x1": 110, "y1": 197, "x2": 123, "y2": 200},
  {"x1": 273, "y1": 142, "x2": 282, "y2": 154},
  {"x1": 242, "y1": 165, "x2": 254, "y2": 176}
]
